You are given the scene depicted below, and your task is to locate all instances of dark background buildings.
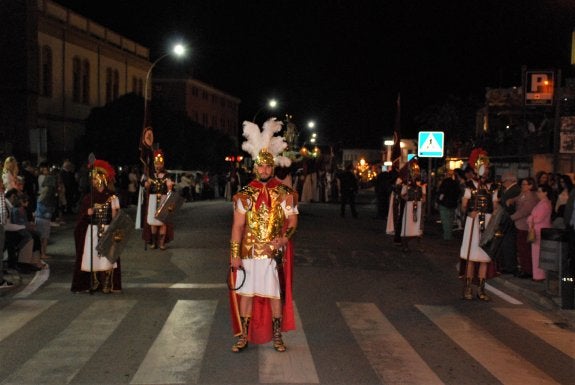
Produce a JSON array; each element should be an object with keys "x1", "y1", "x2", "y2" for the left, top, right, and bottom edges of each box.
[{"x1": 53, "y1": 0, "x2": 575, "y2": 147}]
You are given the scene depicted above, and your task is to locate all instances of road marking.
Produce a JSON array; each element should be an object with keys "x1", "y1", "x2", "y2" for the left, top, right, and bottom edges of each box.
[
  {"x1": 47, "y1": 282, "x2": 227, "y2": 289},
  {"x1": 486, "y1": 283, "x2": 523, "y2": 305},
  {"x1": 131, "y1": 300, "x2": 217, "y2": 384},
  {"x1": 3, "y1": 300, "x2": 136, "y2": 385},
  {"x1": 417, "y1": 305, "x2": 559, "y2": 385},
  {"x1": 495, "y1": 307, "x2": 575, "y2": 359},
  {"x1": 13, "y1": 267, "x2": 51, "y2": 299},
  {"x1": 259, "y1": 303, "x2": 319, "y2": 383},
  {"x1": 338, "y1": 302, "x2": 444, "y2": 384},
  {"x1": 0, "y1": 300, "x2": 57, "y2": 342}
]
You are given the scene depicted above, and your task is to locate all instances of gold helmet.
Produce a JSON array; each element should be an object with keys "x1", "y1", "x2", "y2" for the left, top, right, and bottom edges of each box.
[
  {"x1": 469, "y1": 148, "x2": 490, "y2": 177},
  {"x1": 254, "y1": 148, "x2": 274, "y2": 166},
  {"x1": 91, "y1": 159, "x2": 116, "y2": 189},
  {"x1": 241, "y1": 118, "x2": 292, "y2": 175}
]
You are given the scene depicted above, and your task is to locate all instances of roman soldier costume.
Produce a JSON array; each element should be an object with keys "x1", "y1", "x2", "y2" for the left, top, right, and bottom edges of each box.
[
  {"x1": 71, "y1": 159, "x2": 122, "y2": 293},
  {"x1": 229, "y1": 118, "x2": 298, "y2": 353}
]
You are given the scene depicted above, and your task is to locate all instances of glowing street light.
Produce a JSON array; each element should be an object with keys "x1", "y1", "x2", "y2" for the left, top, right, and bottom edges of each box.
[
  {"x1": 252, "y1": 98, "x2": 278, "y2": 122},
  {"x1": 143, "y1": 43, "x2": 187, "y2": 125}
]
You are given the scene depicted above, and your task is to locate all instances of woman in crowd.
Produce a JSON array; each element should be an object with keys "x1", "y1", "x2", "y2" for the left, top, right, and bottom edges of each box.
[
  {"x1": 553, "y1": 174, "x2": 573, "y2": 227},
  {"x1": 510, "y1": 177, "x2": 538, "y2": 278},
  {"x1": 527, "y1": 184, "x2": 553, "y2": 282},
  {"x1": 2, "y1": 156, "x2": 21, "y2": 191}
]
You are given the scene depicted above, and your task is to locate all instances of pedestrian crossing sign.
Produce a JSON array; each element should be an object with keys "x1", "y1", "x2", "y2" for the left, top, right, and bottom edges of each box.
[{"x1": 417, "y1": 131, "x2": 444, "y2": 158}]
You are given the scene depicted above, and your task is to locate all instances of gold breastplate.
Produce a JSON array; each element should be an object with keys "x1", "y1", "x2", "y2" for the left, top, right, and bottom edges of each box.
[{"x1": 239, "y1": 184, "x2": 290, "y2": 259}]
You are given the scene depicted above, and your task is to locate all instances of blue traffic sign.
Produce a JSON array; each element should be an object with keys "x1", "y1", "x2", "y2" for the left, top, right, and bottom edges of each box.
[{"x1": 417, "y1": 131, "x2": 444, "y2": 158}]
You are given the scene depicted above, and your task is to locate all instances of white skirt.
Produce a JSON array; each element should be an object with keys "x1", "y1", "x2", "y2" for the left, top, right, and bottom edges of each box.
[
  {"x1": 460, "y1": 214, "x2": 492, "y2": 263},
  {"x1": 236, "y1": 258, "x2": 280, "y2": 299},
  {"x1": 146, "y1": 194, "x2": 167, "y2": 226},
  {"x1": 81, "y1": 225, "x2": 118, "y2": 272}
]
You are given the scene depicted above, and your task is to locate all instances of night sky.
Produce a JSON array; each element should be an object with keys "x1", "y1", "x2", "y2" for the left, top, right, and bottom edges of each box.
[{"x1": 54, "y1": 0, "x2": 575, "y2": 148}]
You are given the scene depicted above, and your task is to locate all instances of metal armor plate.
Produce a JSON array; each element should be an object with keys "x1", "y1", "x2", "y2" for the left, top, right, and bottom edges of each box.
[
  {"x1": 155, "y1": 190, "x2": 185, "y2": 223},
  {"x1": 96, "y1": 210, "x2": 134, "y2": 263}
]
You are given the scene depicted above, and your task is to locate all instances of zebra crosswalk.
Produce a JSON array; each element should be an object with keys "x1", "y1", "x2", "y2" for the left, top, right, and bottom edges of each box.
[{"x1": 0, "y1": 298, "x2": 573, "y2": 384}]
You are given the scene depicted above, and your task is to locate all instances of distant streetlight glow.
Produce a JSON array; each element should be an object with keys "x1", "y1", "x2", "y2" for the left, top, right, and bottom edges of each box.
[
  {"x1": 253, "y1": 98, "x2": 278, "y2": 122},
  {"x1": 144, "y1": 42, "x2": 187, "y2": 123},
  {"x1": 307, "y1": 121, "x2": 315, "y2": 129}
]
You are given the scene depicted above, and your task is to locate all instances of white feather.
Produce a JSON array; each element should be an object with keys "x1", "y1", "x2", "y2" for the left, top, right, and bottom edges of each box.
[{"x1": 241, "y1": 118, "x2": 291, "y2": 167}]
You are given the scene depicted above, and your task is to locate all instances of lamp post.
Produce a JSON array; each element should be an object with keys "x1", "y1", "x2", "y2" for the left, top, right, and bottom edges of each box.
[
  {"x1": 252, "y1": 98, "x2": 278, "y2": 123},
  {"x1": 143, "y1": 43, "x2": 186, "y2": 127}
]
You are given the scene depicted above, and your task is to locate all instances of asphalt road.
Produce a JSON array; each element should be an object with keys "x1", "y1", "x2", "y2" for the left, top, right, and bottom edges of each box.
[{"x1": 1, "y1": 189, "x2": 574, "y2": 384}]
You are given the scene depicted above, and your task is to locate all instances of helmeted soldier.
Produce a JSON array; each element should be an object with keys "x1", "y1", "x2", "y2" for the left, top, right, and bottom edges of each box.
[
  {"x1": 142, "y1": 149, "x2": 175, "y2": 250},
  {"x1": 228, "y1": 118, "x2": 298, "y2": 353},
  {"x1": 71, "y1": 159, "x2": 122, "y2": 294},
  {"x1": 386, "y1": 157, "x2": 425, "y2": 251},
  {"x1": 459, "y1": 148, "x2": 497, "y2": 301}
]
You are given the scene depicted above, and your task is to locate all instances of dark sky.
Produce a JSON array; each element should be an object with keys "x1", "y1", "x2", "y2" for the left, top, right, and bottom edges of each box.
[{"x1": 55, "y1": 0, "x2": 575, "y2": 148}]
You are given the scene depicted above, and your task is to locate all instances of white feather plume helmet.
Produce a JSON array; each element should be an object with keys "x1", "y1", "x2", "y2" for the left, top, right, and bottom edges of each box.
[{"x1": 241, "y1": 118, "x2": 292, "y2": 167}]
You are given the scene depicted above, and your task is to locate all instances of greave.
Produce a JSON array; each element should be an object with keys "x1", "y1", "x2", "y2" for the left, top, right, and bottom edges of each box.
[
  {"x1": 102, "y1": 269, "x2": 113, "y2": 294},
  {"x1": 477, "y1": 278, "x2": 491, "y2": 301},
  {"x1": 272, "y1": 317, "x2": 286, "y2": 352},
  {"x1": 231, "y1": 316, "x2": 250, "y2": 353},
  {"x1": 463, "y1": 277, "x2": 473, "y2": 300}
]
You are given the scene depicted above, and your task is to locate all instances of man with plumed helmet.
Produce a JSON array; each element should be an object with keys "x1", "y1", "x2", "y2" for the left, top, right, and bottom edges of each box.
[
  {"x1": 459, "y1": 148, "x2": 498, "y2": 301},
  {"x1": 71, "y1": 159, "x2": 122, "y2": 293},
  {"x1": 229, "y1": 118, "x2": 298, "y2": 353}
]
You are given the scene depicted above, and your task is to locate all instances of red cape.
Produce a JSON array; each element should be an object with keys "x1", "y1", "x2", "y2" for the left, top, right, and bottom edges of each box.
[{"x1": 228, "y1": 178, "x2": 296, "y2": 343}]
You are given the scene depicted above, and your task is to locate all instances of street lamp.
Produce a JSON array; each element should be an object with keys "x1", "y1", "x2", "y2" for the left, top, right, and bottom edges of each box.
[
  {"x1": 143, "y1": 43, "x2": 187, "y2": 126},
  {"x1": 252, "y1": 98, "x2": 278, "y2": 122}
]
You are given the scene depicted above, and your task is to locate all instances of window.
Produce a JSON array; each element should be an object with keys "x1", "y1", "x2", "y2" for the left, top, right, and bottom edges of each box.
[
  {"x1": 40, "y1": 45, "x2": 53, "y2": 97},
  {"x1": 82, "y1": 60, "x2": 90, "y2": 104},
  {"x1": 113, "y1": 69, "x2": 120, "y2": 100},
  {"x1": 105, "y1": 68, "x2": 113, "y2": 103},
  {"x1": 73, "y1": 57, "x2": 82, "y2": 102}
]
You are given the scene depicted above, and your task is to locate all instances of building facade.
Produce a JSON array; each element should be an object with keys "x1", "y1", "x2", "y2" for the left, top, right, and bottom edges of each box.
[
  {"x1": 1, "y1": 0, "x2": 240, "y2": 164},
  {"x1": 153, "y1": 77, "x2": 240, "y2": 138}
]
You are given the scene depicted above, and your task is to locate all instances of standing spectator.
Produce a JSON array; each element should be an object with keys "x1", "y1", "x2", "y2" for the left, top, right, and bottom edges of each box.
[
  {"x1": 497, "y1": 172, "x2": 521, "y2": 275},
  {"x1": 19, "y1": 160, "x2": 38, "y2": 220},
  {"x1": 0, "y1": 179, "x2": 14, "y2": 288},
  {"x1": 510, "y1": 177, "x2": 538, "y2": 279},
  {"x1": 2, "y1": 156, "x2": 21, "y2": 191},
  {"x1": 437, "y1": 170, "x2": 461, "y2": 241},
  {"x1": 375, "y1": 169, "x2": 393, "y2": 220},
  {"x1": 527, "y1": 184, "x2": 553, "y2": 282},
  {"x1": 35, "y1": 162, "x2": 58, "y2": 260},
  {"x1": 128, "y1": 166, "x2": 140, "y2": 206},
  {"x1": 60, "y1": 160, "x2": 78, "y2": 214},
  {"x1": 338, "y1": 162, "x2": 358, "y2": 218},
  {"x1": 553, "y1": 174, "x2": 573, "y2": 228}
]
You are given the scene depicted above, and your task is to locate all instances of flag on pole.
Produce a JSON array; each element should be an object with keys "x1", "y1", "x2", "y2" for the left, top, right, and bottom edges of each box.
[{"x1": 391, "y1": 93, "x2": 401, "y2": 168}]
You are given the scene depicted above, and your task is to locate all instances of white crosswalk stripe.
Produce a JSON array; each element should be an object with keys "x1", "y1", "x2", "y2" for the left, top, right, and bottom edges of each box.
[
  {"x1": 416, "y1": 304, "x2": 559, "y2": 385},
  {"x1": 259, "y1": 304, "x2": 319, "y2": 384},
  {"x1": 131, "y1": 300, "x2": 217, "y2": 384},
  {"x1": 0, "y1": 298, "x2": 573, "y2": 384},
  {"x1": 2, "y1": 299, "x2": 136, "y2": 385},
  {"x1": 339, "y1": 302, "x2": 444, "y2": 385},
  {"x1": 494, "y1": 307, "x2": 575, "y2": 359}
]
